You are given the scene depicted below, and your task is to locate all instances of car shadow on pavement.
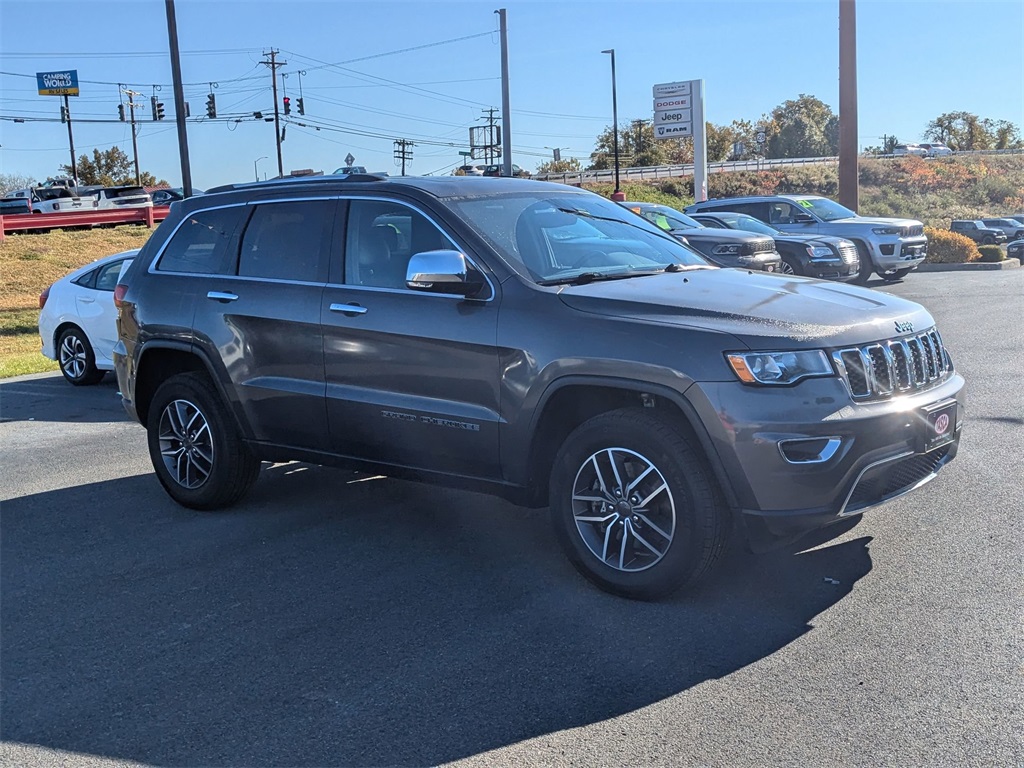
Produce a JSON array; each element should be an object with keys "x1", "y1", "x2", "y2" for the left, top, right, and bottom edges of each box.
[
  {"x1": 1, "y1": 463, "x2": 872, "y2": 767},
  {"x1": 0, "y1": 374, "x2": 127, "y2": 424}
]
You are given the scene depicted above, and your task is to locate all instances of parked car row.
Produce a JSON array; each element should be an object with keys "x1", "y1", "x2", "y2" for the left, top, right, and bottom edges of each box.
[
  {"x1": 4, "y1": 185, "x2": 154, "y2": 214},
  {"x1": 893, "y1": 142, "x2": 953, "y2": 158},
  {"x1": 454, "y1": 164, "x2": 531, "y2": 177}
]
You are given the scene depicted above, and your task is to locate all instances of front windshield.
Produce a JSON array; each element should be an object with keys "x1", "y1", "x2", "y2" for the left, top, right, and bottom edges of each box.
[
  {"x1": 446, "y1": 191, "x2": 711, "y2": 283},
  {"x1": 637, "y1": 206, "x2": 703, "y2": 231},
  {"x1": 791, "y1": 197, "x2": 857, "y2": 222},
  {"x1": 726, "y1": 214, "x2": 780, "y2": 236}
]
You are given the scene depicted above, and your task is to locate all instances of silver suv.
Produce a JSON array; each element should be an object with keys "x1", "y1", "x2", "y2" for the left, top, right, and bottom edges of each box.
[
  {"x1": 113, "y1": 175, "x2": 964, "y2": 600},
  {"x1": 687, "y1": 195, "x2": 928, "y2": 283}
]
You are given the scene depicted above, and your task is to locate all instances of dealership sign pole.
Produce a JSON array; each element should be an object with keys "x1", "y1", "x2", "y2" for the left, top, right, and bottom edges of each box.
[
  {"x1": 37, "y1": 69, "x2": 80, "y2": 187},
  {"x1": 652, "y1": 79, "x2": 707, "y2": 201}
]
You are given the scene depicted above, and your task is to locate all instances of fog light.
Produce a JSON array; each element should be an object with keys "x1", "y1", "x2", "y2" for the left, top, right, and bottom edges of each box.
[{"x1": 779, "y1": 437, "x2": 842, "y2": 464}]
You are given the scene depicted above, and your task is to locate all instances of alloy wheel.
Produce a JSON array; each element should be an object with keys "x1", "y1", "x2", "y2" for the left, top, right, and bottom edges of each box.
[
  {"x1": 779, "y1": 260, "x2": 796, "y2": 275},
  {"x1": 158, "y1": 399, "x2": 214, "y2": 489},
  {"x1": 59, "y1": 334, "x2": 87, "y2": 380},
  {"x1": 571, "y1": 447, "x2": 676, "y2": 572}
]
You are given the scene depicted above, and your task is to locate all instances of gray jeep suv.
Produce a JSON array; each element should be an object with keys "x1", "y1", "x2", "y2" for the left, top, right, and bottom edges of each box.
[{"x1": 113, "y1": 175, "x2": 964, "y2": 600}]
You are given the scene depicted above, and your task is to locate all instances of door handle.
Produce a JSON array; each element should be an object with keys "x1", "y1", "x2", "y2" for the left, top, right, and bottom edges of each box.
[
  {"x1": 78, "y1": 297, "x2": 95, "y2": 304},
  {"x1": 330, "y1": 302, "x2": 368, "y2": 316},
  {"x1": 207, "y1": 291, "x2": 238, "y2": 302}
]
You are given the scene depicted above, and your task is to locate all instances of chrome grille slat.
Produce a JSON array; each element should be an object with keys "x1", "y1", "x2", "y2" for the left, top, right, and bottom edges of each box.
[{"x1": 836, "y1": 327, "x2": 951, "y2": 401}]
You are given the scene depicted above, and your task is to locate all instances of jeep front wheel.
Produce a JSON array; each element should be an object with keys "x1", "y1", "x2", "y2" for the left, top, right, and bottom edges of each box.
[
  {"x1": 147, "y1": 372, "x2": 260, "y2": 510},
  {"x1": 550, "y1": 408, "x2": 728, "y2": 600}
]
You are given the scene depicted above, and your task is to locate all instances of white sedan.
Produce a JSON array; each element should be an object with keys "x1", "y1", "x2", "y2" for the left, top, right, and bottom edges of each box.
[{"x1": 38, "y1": 250, "x2": 138, "y2": 385}]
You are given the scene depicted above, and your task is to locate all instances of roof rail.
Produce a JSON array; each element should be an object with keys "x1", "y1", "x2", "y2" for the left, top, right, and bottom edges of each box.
[{"x1": 205, "y1": 172, "x2": 388, "y2": 195}]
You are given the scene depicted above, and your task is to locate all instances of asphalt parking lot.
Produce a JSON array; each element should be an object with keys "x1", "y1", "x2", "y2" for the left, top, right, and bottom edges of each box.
[{"x1": 1, "y1": 270, "x2": 1021, "y2": 768}]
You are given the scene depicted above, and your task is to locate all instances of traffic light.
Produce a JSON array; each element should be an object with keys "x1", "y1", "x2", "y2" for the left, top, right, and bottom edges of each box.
[
  {"x1": 156, "y1": 101, "x2": 165, "y2": 120},
  {"x1": 60, "y1": 105, "x2": 69, "y2": 124},
  {"x1": 283, "y1": 96, "x2": 291, "y2": 115},
  {"x1": 296, "y1": 97, "x2": 304, "y2": 116},
  {"x1": 206, "y1": 93, "x2": 216, "y2": 119},
  {"x1": 118, "y1": 103, "x2": 126, "y2": 122},
  {"x1": 151, "y1": 96, "x2": 158, "y2": 121}
]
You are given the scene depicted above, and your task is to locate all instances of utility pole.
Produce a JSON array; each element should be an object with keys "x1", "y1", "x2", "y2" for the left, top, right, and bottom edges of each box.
[
  {"x1": 496, "y1": 8, "x2": 512, "y2": 178},
  {"x1": 165, "y1": 0, "x2": 193, "y2": 197},
  {"x1": 632, "y1": 119, "x2": 647, "y2": 158},
  {"x1": 481, "y1": 108, "x2": 499, "y2": 166},
  {"x1": 839, "y1": 0, "x2": 859, "y2": 210},
  {"x1": 393, "y1": 139, "x2": 414, "y2": 175},
  {"x1": 123, "y1": 88, "x2": 143, "y2": 186},
  {"x1": 262, "y1": 49, "x2": 286, "y2": 178},
  {"x1": 63, "y1": 95, "x2": 78, "y2": 188},
  {"x1": 601, "y1": 49, "x2": 622, "y2": 200}
]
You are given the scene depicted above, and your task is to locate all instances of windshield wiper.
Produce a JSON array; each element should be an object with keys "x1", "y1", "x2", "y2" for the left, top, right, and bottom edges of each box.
[
  {"x1": 538, "y1": 264, "x2": 705, "y2": 286},
  {"x1": 555, "y1": 206, "x2": 679, "y2": 238}
]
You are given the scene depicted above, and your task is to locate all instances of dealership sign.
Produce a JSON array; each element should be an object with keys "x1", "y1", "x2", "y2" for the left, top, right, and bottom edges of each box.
[
  {"x1": 652, "y1": 78, "x2": 708, "y2": 201},
  {"x1": 37, "y1": 70, "x2": 79, "y2": 96}
]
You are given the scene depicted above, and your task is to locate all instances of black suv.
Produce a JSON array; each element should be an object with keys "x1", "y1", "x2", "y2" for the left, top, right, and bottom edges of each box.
[
  {"x1": 690, "y1": 211, "x2": 859, "y2": 280},
  {"x1": 114, "y1": 175, "x2": 964, "y2": 600},
  {"x1": 621, "y1": 202, "x2": 782, "y2": 272}
]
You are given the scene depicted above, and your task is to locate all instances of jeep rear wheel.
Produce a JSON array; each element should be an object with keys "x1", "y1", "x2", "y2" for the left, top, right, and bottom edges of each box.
[
  {"x1": 147, "y1": 372, "x2": 260, "y2": 510},
  {"x1": 550, "y1": 408, "x2": 728, "y2": 600}
]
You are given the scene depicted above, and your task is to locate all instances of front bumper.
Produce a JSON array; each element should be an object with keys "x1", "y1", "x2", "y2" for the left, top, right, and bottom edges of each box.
[
  {"x1": 873, "y1": 236, "x2": 928, "y2": 270},
  {"x1": 685, "y1": 372, "x2": 965, "y2": 544},
  {"x1": 805, "y1": 257, "x2": 859, "y2": 281}
]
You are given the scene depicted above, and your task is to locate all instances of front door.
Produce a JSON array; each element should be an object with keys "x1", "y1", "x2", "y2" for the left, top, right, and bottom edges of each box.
[{"x1": 321, "y1": 197, "x2": 502, "y2": 479}]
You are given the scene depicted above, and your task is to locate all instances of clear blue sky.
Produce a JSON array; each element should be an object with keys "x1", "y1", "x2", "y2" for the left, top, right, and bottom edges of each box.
[{"x1": 1, "y1": 0, "x2": 1021, "y2": 189}]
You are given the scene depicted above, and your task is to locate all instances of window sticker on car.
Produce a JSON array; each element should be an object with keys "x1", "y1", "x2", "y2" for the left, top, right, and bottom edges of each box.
[{"x1": 797, "y1": 199, "x2": 814, "y2": 208}]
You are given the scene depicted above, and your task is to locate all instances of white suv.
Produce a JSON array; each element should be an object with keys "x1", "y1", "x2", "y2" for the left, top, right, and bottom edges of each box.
[{"x1": 919, "y1": 142, "x2": 953, "y2": 158}]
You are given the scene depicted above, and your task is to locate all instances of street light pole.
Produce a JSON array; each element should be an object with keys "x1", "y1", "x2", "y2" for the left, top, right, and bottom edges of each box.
[
  {"x1": 254, "y1": 156, "x2": 268, "y2": 182},
  {"x1": 601, "y1": 49, "x2": 622, "y2": 201}
]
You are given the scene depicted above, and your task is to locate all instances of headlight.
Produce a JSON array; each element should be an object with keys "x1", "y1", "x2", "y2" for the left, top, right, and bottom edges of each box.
[
  {"x1": 713, "y1": 244, "x2": 741, "y2": 255},
  {"x1": 872, "y1": 227, "x2": 900, "y2": 236},
  {"x1": 806, "y1": 245, "x2": 834, "y2": 259},
  {"x1": 725, "y1": 350, "x2": 834, "y2": 385}
]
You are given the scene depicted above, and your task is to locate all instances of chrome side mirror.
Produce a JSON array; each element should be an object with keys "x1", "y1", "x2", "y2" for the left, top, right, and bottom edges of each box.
[{"x1": 406, "y1": 250, "x2": 484, "y2": 297}]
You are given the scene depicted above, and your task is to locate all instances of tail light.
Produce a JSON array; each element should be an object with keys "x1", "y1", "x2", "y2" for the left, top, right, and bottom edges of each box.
[
  {"x1": 113, "y1": 283, "x2": 129, "y2": 309},
  {"x1": 39, "y1": 285, "x2": 51, "y2": 309}
]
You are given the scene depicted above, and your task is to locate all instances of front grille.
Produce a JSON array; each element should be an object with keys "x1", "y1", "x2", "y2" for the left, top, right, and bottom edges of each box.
[
  {"x1": 744, "y1": 239, "x2": 775, "y2": 255},
  {"x1": 902, "y1": 224, "x2": 924, "y2": 237},
  {"x1": 847, "y1": 446, "x2": 950, "y2": 510},
  {"x1": 837, "y1": 242, "x2": 859, "y2": 264},
  {"x1": 834, "y1": 327, "x2": 953, "y2": 401}
]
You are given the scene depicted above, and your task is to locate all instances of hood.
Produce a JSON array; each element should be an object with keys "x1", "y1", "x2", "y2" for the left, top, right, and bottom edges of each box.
[
  {"x1": 768, "y1": 232, "x2": 850, "y2": 247},
  {"x1": 670, "y1": 228, "x2": 768, "y2": 245},
  {"x1": 833, "y1": 216, "x2": 922, "y2": 228},
  {"x1": 556, "y1": 269, "x2": 934, "y2": 349}
]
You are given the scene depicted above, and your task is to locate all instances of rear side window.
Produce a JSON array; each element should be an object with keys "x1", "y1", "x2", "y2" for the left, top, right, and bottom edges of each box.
[
  {"x1": 157, "y1": 206, "x2": 245, "y2": 274},
  {"x1": 95, "y1": 259, "x2": 130, "y2": 291},
  {"x1": 239, "y1": 200, "x2": 334, "y2": 282}
]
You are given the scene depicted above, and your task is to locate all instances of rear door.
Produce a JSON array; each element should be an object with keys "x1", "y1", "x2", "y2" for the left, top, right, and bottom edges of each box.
[
  {"x1": 186, "y1": 198, "x2": 336, "y2": 450},
  {"x1": 321, "y1": 196, "x2": 502, "y2": 479}
]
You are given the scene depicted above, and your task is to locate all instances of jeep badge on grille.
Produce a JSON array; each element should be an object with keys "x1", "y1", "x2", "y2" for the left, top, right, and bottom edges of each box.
[{"x1": 895, "y1": 320, "x2": 914, "y2": 334}]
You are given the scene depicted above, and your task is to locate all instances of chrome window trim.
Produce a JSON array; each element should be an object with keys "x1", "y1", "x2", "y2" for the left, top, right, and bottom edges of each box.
[{"x1": 144, "y1": 194, "x2": 496, "y2": 301}]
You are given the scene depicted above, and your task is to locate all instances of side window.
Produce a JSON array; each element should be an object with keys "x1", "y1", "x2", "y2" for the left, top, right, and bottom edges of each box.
[
  {"x1": 94, "y1": 259, "x2": 129, "y2": 291},
  {"x1": 345, "y1": 200, "x2": 451, "y2": 289},
  {"x1": 239, "y1": 200, "x2": 334, "y2": 282},
  {"x1": 157, "y1": 206, "x2": 245, "y2": 274},
  {"x1": 768, "y1": 202, "x2": 799, "y2": 225}
]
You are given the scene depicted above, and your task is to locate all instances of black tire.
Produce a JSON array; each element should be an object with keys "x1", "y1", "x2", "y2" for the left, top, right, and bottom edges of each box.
[
  {"x1": 878, "y1": 267, "x2": 912, "y2": 282},
  {"x1": 550, "y1": 408, "x2": 729, "y2": 600},
  {"x1": 147, "y1": 372, "x2": 260, "y2": 510},
  {"x1": 982, "y1": 235, "x2": 995, "y2": 245},
  {"x1": 779, "y1": 256, "x2": 802, "y2": 276},
  {"x1": 851, "y1": 242, "x2": 873, "y2": 284},
  {"x1": 57, "y1": 327, "x2": 105, "y2": 386}
]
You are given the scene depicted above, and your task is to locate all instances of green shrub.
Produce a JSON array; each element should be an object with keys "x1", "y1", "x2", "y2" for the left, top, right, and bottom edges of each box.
[
  {"x1": 923, "y1": 226, "x2": 981, "y2": 263},
  {"x1": 977, "y1": 244, "x2": 1005, "y2": 262}
]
